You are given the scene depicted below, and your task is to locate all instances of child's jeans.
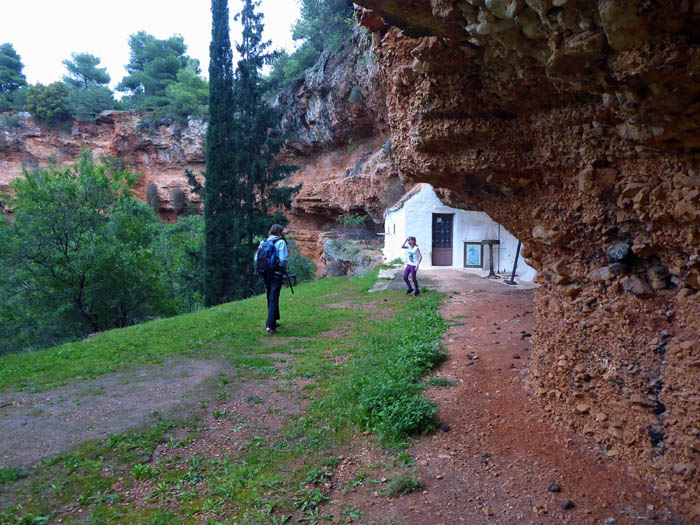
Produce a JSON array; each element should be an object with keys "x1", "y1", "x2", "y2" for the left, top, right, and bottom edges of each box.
[{"x1": 403, "y1": 265, "x2": 418, "y2": 291}]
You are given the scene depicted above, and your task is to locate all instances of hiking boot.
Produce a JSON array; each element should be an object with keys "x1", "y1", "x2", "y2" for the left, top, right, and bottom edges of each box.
[
  {"x1": 414, "y1": 290, "x2": 420, "y2": 297},
  {"x1": 405, "y1": 289, "x2": 414, "y2": 295}
]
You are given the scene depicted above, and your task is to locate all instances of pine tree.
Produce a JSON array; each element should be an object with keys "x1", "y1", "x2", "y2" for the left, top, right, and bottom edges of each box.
[{"x1": 199, "y1": 0, "x2": 297, "y2": 306}]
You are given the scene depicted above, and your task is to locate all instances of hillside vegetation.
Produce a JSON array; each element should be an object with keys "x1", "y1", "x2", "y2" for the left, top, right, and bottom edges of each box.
[{"x1": 0, "y1": 273, "x2": 447, "y2": 523}]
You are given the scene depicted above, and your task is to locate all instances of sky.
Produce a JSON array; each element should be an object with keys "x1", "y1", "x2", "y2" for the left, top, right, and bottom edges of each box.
[{"x1": 1, "y1": 0, "x2": 301, "y2": 89}]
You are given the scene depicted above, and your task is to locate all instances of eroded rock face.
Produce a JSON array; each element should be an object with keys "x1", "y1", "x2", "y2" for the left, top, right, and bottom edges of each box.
[
  {"x1": 276, "y1": 28, "x2": 404, "y2": 265},
  {"x1": 353, "y1": 0, "x2": 700, "y2": 515},
  {"x1": 0, "y1": 112, "x2": 205, "y2": 221}
]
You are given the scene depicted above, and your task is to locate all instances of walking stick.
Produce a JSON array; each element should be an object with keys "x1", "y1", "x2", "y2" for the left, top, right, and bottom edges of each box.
[{"x1": 285, "y1": 271, "x2": 295, "y2": 294}]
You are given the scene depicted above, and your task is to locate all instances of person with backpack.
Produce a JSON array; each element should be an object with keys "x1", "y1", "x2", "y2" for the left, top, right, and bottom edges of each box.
[{"x1": 255, "y1": 224, "x2": 289, "y2": 334}]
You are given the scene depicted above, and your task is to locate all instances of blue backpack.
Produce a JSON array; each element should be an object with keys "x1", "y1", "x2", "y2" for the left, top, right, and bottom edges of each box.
[{"x1": 256, "y1": 239, "x2": 279, "y2": 275}]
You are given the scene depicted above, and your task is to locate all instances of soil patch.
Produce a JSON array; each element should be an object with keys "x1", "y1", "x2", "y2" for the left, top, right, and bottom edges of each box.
[
  {"x1": 329, "y1": 269, "x2": 679, "y2": 524},
  {"x1": 0, "y1": 358, "x2": 230, "y2": 468}
]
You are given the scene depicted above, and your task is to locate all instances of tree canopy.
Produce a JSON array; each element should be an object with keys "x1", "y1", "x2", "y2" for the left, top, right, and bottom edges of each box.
[
  {"x1": 24, "y1": 82, "x2": 71, "y2": 122},
  {"x1": 0, "y1": 43, "x2": 27, "y2": 112},
  {"x1": 196, "y1": 0, "x2": 297, "y2": 306},
  {"x1": 266, "y1": 0, "x2": 354, "y2": 92},
  {"x1": 62, "y1": 52, "x2": 110, "y2": 89},
  {"x1": 117, "y1": 31, "x2": 205, "y2": 118}
]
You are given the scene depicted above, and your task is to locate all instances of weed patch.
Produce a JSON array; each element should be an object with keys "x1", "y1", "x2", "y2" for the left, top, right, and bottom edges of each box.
[{"x1": 330, "y1": 294, "x2": 447, "y2": 445}]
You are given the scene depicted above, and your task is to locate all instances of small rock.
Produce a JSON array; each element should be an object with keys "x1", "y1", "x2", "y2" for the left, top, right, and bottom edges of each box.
[
  {"x1": 512, "y1": 354, "x2": 521, "y2": 359},
  {"x1": 561, "y1": 499, "x2": 575, "y2": 510},
  {"x1": 604, "y1": 518, "x2": 617, "y2": 524},
  {"x1": 547, "y1": 482, "x2": 561, "y2": 493},
  {"x1": 441, "y1": 424, "x2": 451, "y2": 432},
  {"x1": 607, "y1": 241, "x2": 631, "y2": 262},
  {"x1": 575, "y1": 403, "x2": 590, "y2": 414}
]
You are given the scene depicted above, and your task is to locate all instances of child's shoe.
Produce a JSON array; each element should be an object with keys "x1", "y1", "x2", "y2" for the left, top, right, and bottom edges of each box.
[
  {"x1": 414, "y1": 290, "x2": 420, "y2": 297},
  {"x1": 405, "y1": 289, "x2": 414, "y2": 295}
]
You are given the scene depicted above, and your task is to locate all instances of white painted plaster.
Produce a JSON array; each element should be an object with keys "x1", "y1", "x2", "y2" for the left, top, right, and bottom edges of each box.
[{"x1": 383, "y1": 184, "x2": 536, "y2": 281}]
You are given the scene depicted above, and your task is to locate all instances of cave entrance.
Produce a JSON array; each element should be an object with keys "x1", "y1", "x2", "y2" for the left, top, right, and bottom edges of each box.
[{"x1": 432, "y1": 213, "x2": 454, "y2": 266}]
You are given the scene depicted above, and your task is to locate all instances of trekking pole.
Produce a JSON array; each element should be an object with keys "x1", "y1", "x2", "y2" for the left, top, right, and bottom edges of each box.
[{"x1": 285, "y1": 271, "x2": 295, "y2": 294}]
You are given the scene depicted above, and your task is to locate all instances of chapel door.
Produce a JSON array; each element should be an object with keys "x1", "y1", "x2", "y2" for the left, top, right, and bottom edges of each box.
[{"x1": 432, "y1": 213, "x2": 453, "y2": 266}]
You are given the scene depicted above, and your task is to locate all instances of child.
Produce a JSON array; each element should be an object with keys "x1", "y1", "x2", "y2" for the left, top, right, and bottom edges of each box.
[{"x1": 401, "y1": 236, "x2": 422, "y2": 296}]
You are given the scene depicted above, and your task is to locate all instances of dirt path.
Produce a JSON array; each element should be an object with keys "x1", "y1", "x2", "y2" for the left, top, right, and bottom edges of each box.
[
  {"x1": 368, "y1": 269, "x2": 676, "y2": 524},
  {"x1": 0, "y1": 359, "x2": 232, "y2": 468}
]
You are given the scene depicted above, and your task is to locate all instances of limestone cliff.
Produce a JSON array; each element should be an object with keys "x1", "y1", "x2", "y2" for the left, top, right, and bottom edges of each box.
[
  {"x1": 276, "y1": 28, "x2": 403, "y2": 265},
  {"x1": 352, "y1": 0, "x2": 700, "y2": 516},
  {"x1": 0, "y1": 112, "x2": 205, "y2": 221}
]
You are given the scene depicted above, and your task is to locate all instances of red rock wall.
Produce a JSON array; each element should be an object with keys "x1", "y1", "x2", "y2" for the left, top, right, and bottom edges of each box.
[
  {"x1": 0, "y1": 112, "x2": 205, "y2": 221},
  {"x1": 353, "y1": 0, "x2": 700, "y2": 516}
]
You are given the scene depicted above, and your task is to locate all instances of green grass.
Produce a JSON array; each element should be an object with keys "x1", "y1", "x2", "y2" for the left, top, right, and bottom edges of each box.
[
  {"x1": 0, "y1": 272, "x2": 447, "y2": 523},
  {"x1": 0, "y1": 275, "x2": 374, "y2": 392}
]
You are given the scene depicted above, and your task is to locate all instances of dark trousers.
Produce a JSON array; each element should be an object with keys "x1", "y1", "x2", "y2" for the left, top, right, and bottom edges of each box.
[{"x1": 264, "y1": 272, "x2": 283, "y2": 329}]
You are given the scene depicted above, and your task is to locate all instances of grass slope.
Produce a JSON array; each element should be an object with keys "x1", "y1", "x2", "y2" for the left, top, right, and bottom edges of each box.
[{"x1": 0, "y1": 273, "x2": 447, "y2": 524}]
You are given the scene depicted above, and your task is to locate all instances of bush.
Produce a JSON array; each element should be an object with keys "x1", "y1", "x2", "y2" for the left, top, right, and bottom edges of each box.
[
  {"x1": 287, "y1": 239, "x2": 317, "y2": 281},
  {"x1": 67, "y1": 85, "x2": 116, "y2": 120},
  {"x1": 171, "y1": 187, "x2": 186, "y2": 214},
  {"x1": 0, "y1": 151, "x2": 180, "y2": 354},
  {"x1": 25, "y1": 82, "x2": 71, "y2": 122},
  {"x1": 0, "y1": 114, "x2": 20, "y2": 129},
  {"x1": 146, "y1": 182, "x2": 159, "y2": 211}
]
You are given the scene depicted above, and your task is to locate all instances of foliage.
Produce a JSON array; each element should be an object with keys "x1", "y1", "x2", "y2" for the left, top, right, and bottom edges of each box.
[
  {"x1": 117, "y1": 31, "x2": 206, "y2": 121},
  {"x1": 60, "y1": 53, "x2": 116, "y2": 120},
  {"x1": 164, "y1": 68, "x2": 208, "y2": 123},
  {"x1": 62, "y1": 52, "x2": 110, "y2": 89},
  {"x1": 153, "y1": 215, "x2": 205, "y2": 313},
  {"x1": 67, "y1": 85, "x2": 117, "y2": 120},
  {"x1": 0, "y1": 151, "x2": 180, "y2": 354},
  {"x1": 331, "y1": 294, "x2": 447, "y2": 445},
  {"x1": 0, "y1": 466, "x2": 25, "y2": 484},
  {"x1": 286, "y1": 239, "x2": 317, "y2": 282},
  {"x1": 146, "y1": 181, "x2": 159, "y2": 211},
  {"x1": 265, "y1": 0, "x2": 355, "y2": 92},
  {"x1": 385, "y1": 475, "x2": 424, "y2": 497},
  {"x1": 24, "y1": 82, "x2": 71, "y2": 122},
  {"x1": 198, "y1": 0, "x2": 298, "y2": 306},
  {"x1": 171, "y1": 187, "x2": 186, "y2": 214},
  {"x1": 338, "y1": 213, "x2": 368, "y2": 228},
  {"x1": 0, "y1": 113, "x2": 20, "y2": 129},
  {"x1": 0, "y1": 43, "x2": 27, "y2": 112},
  {"x1": 293, "y1": 0, "x2": 354, "y2": 54}
]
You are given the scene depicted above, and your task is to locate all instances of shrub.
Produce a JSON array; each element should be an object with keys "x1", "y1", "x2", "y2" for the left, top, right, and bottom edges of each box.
[
  {"x1": 25, "y1": 82, "x2": 71, "y2": 122},
  {"x1": 171, "y1": 187, "x2": 186, "y2": 214},
  {"x1": 146, "y1": 182, "x2": 159, "y2": 211},
  {"x1": 0, "y1": 151, "x2": 178, "y2": 353},
  {"x1": 0, "y1": 114, "x2": 20, "y2": 129},
  {"x1": 287, "y1": 239, "x2": 317, "y2": 282}
]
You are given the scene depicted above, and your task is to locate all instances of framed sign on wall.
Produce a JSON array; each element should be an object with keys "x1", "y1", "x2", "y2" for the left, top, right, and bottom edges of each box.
[{"x1": 464, "y1": 242, "x2": 483, "y2": 268}]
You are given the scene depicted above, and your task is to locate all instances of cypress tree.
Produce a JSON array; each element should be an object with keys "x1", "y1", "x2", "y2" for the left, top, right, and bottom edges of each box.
[
  {"x1": 200, "y1": 0, "x2": 297, "y2": 306},
  {"x1": 233, "y1": 0, "x2": 298, "y2": 296},
  {"x1": 203, "y1": 0, "x2": 238, "y2": 306}
]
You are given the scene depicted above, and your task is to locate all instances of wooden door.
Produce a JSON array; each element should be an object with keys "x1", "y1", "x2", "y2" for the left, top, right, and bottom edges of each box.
[{"x1": 432, "y1": 213, "x2": 453, "y2": 266}]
